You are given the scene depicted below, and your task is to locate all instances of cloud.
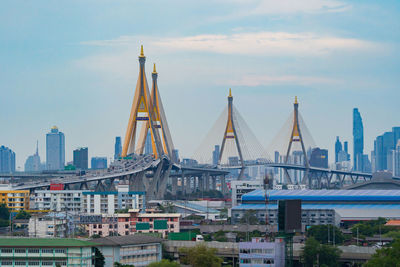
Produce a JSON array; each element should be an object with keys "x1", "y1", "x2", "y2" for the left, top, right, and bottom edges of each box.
[
  {"x1": 81, "y1": 32, "x2": 377, "y2": 57},
  {"x1": 249, "y1": 0, "x2": 351, "y2": 15},
  {"x1": 225, "y1": 74, "x2": 340, "y2": 87},
  {"x1": 152, "y1": 32, "x2": 376, "y2": 56}
]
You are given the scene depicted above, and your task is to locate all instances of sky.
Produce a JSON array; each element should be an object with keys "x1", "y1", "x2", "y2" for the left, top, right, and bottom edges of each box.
[{"x1": 1, "y1": 0, "x2": 399, "y2": 169}]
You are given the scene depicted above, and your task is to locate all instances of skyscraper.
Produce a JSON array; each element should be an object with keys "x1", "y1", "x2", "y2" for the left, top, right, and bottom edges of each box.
[
  {"x1": 353, "y1": 108, "x2": 364, "y2": 171},
  {"x1": 212, "y1": 145, "x2": 220, "y2": 165},
  {"x1": 46, "y1": 126, "x2": 65, "y2": 170},
  {"x1": 25, "y1": 141, "x2": 41, "y2": 172},
  {"x1": 144, "y1": 131, "x2": 153, "y2": 155},
  {"x1": 73, "y1": 147, "x2": 88, "y2": 170},
  {"x1": 309, "y1": 147, "x2": 328, "y2": 168},
  {"x1": 0, "y1": 146, "x2": 16, "y2": 173},
  {"x1": 114, "y1": 137, "x2": 122, "y2": 159},
  {"x1": 344, "y1": 141, "x2": 350, "y2": 161},
  {"x1": 334, "y1": 136, "x2": 342, "y2": 163},
  {"x1": 91, "y1": 157, "x2": 107, "y2": 169},
  {"x1": 392, "y1": 140, "x2": 400, "y2": 176}
]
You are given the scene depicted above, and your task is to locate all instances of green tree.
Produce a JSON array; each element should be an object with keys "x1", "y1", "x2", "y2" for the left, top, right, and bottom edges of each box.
[
  {"x1": 364, "y1": 239, "x2": 400, "y2": 267},
  {"x1": 15, "y1": 210, "x2": 31, "y2": 219},
  {"x1": 302, "y1": 237, "x2": 341, "y2": 267},
  {"x1": 219, "y1": 208, "x2": 228, "y2": 219},
  {"x1": 114, "y1": 263, "x2": 135, "y2": 267},
  {"x1": 148, "y1": 259, "x2": 179, "y2": 267},
  {"x1": 239, "y1": 210, "x2": 259, "y2": 225},
  {"x1": 94, "y1": 247, "x2": 105, "y2": 267},
  {"x1": 180, "y1": 244, "x2": 223, "y2": 267},
  {"x1": 307, "y1": 225, "x2": 344, "y2": 245},
  {"x1": 0, "y1": 203, "x2": 10, "y2": 220}
]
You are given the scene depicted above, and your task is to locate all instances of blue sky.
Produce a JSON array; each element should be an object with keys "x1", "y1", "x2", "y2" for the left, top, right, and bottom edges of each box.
[{"x1": 1, "y1": 0, "x2": 399, "y2": 169}]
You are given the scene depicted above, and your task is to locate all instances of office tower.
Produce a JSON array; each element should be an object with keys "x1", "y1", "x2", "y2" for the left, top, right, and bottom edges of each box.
[
  {"x1": 334, "y1": 136, "x2": 342, "y2": 163},
  {"x1": 114, "y1": 137, "x2": 122, "y2": 159},
  {"x1": 25, "y1": 141, "x2": 41, "y2": 172},
  {"x1": 393, "y1": 140, "x2": 400, "y2": 176},
  {"x1": 73, "y1": 147, "x2": 88, "y2": 170},
  {"x1": 309, "y1": 147, "x2": 328, "y2": 168},
  {"x1": 344, "y1": 141, "x2": 350, "y2": 161},
  {"x1": 212, "y1": 145, "x2": 220, "y2": 165},
  {"x1": 144, "y1": 131, "x2": 153, "y2": 155},
  {"x1": 0, "y1": 146, "x2": 16, "y2": 173},
  {"x1": 353, "y1": 108, "x2": 364, "y2": 171},
  {"x1": 172, "y1": 149, "x2": 179, "y2": 163},
  {"x1": 46, "y1": 126, "x2": 65, "y2": 171},
  {"x1": 91, "y1": 157, "x2": 107, "y2": 169}
]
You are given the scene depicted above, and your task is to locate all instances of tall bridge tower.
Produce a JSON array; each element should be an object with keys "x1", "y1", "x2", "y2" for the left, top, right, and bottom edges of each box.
[
  {"x1": 219, "y1": 89, "x2": 246, "y2": 178},
  {"x1": 284, "y1": 97, "x2": 310, "y2": 184},
  {"x1": 122, "y1": 46, "x2": 174, "y2": 160}
]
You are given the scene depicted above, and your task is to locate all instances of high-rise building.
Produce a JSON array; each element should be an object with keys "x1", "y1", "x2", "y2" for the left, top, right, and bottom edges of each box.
[
  {"x1": 353, "y1": 108, "x2": 364, "y2": 171},
  {"x1": 114, "y1": 137, "x2": 122, "y2": 159},
  {"x1": 144, "y1": 132, "x2": 153, "y2": 155},
  {"x1": 91, "y1": 157, "x2": 107, "y2": 169},
  {"x1": 343, "y1": 141, "x2": 350, "y2": 161},
  {"x1": 372, "y1": 127, "x2": 400, "y2": 172},
  {"x1": 25, "y1": 141, "x2": 41, "y2": 172},
  {"x1": 392, "y1": 140, "x2": 400, "y2": 176},
  {"x1": 172, "y1": 149, "x2": 179, "y2": 163},
  {"x1": 212, "y1": 145, "x2": 220, "y2": 165},
  {"x1": 309, "y1": 147, "x2": 328, "y2": 168},
  {"x1": 334, "y1": 136, "x2": 342, "y2": 163},
  {"x1": 73, "y1": 147, "x2": 88, "y2": 170},
  {"x1": 0, "y1": 146, "x2": 16, "y2": 173},
  {"x1": 46, "y1": 126, "x2": 65, "y2": 170}
]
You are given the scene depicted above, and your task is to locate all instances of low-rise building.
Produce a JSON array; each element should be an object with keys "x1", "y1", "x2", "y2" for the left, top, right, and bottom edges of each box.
[
  {"x1": 0, "y1": 238, "x2": 95, "y2": 266},
  {"x1": 28, "y1": 213, "x2": 74, "y2": 238},
  {"x1": 130, "y1": 211, "x2": 181, "y2": 237},
  {"x1": 33, "y1": 189, "x2": 88, "y2": 214},
  {"x1": 0, "y1": 185, "x2": 29, "y2": 212},
  {"x1": 91, "y1": 235, "x2": 162, "y2": 267},
  {"x1": 83, "y1": 185, "x2": 145, "y2": 215},
  {"x1": 231, "y1": 180, "x2": 263, "y2": 206},
  {"x1": 239, "y1": 237, "x2": 285, "y2": 267}
]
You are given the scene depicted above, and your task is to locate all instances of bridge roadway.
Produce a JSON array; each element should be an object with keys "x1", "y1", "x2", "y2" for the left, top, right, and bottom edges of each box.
[{"x1": 10, "y1": 156, "x2": 229, "y2": 192}]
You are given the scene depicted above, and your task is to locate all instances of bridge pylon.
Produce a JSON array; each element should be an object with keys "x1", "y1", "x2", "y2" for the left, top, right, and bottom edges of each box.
[
  {"x1": 284, "y1": 97, "x2": 310, "y2": 185},
  {"x1": 122, "y1": 46, "x2": 174, "y2": 160},
  {"x1": 219, "y1": 89, "x2": 246, "y2": 178}
]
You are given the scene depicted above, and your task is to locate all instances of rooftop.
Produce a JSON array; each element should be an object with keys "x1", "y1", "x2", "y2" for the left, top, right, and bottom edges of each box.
[
  {"x1": 0, "y1": 238, "x2": 96, "y2": 247},
  {"x1": 91, "y1": 234, "x2": 162, "y2": 246},
  {"x1": 242, "y1": 189, "x2": 400, "y2": 202}
]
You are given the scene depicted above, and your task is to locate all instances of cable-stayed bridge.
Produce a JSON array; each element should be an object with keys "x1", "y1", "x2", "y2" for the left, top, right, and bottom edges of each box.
[{"x1": 6, "y1": 46, "x2": 397, "y2": 198}]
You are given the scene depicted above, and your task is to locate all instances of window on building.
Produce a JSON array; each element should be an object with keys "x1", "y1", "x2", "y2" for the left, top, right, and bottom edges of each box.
[
  {"x1": 28, "y1": 248, "x2": 39, "y2": 253},
  {"x1": 42, "y1": 249, "x2": 53, "y2": 254},
  {"x1": 28, "y1": 262, "x2": 40, "y2": 266},
  {"x1": 42, "y1": 261, "x2": 54, "y2": 266},
  {"x1": 125, "y1": 224, "x2": 129, "y2": 229},
  {"x1": 1, "y1": 248, "x2": 12, "y2": 253},
  {"x1": 125, "y1": 231, "x2": 129, "y2": 235},
  {"x1": 15, "y1": 261, "x2": 26, "y2": 266},
  {"x1": 14, "y1": 248, "x2": 26, "y2": 254},
  {"x1": 55, "y1": 249, "x2": 66, "y2": 254},
  {"x1": 99, "y1": 231, "x2": 102, "y2": 235},
  {"x1": 311, "y1": 214, "x2": 316, "y2": 217},
  {"x1": 2, "y1": 261, "x2": 13, "y2": 266}
]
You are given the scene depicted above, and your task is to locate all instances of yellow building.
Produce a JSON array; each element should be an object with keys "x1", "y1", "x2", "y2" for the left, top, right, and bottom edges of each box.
[{"x1": 0, "y1": 190, "x2": 30, "y2": 212}]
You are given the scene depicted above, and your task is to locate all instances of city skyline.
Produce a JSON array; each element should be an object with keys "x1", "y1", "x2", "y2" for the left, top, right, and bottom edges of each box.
[{"x1": 1, "y1": 0, "x2": 400, "y2": 168}]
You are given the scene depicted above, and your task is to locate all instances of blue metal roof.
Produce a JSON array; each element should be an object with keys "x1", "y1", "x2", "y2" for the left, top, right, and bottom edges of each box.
[
  {"x1": 175, "y1": 202, "x2": 219, "y2": 213},
  {"x1": 242, "y1": 189, "x2": 400, "y2": 202},
  {"x1": 232, "y1": 203, "x2": 400, "y2": 210}
]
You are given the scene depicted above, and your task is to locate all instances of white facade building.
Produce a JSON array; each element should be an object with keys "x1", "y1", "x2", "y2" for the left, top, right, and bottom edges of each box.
[
  {"x1": 33, "y1": 190, "x2": 88, "y2": 214},
  {"x1": 231, "y1": 180, "x2": 263, "y2": 206},
  {"x1": 83, "y1": 184, "x2": 145, "y2": 215}
]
